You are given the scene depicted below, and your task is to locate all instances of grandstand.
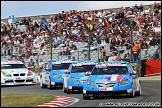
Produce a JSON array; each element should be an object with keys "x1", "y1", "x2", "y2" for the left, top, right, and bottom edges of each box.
[{"x1": 1, "y1": 2, "x2": 161, "y2": 68}]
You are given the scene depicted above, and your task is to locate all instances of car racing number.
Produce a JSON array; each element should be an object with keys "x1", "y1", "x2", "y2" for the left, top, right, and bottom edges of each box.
[{"x1": 99, "y1": 87, "x2": 107, "y2": 91}]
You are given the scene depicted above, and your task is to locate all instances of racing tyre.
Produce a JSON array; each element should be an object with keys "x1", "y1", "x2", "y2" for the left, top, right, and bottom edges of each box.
[
  {"x1": 48, "y1": 77, "x2": 52, "y2": 89},
  {"x1": 83, "y1": 94, "x2": 90, "y2": 100},
  {"x1": 63, "y1": 84, "x2": 67, "y2": 93},
  {"x1": 67, "y1": 88, "x2": 72, "y2": 94},
  {"x1": 93, "y1": 96, "x2": 99, "y2": 99},
  {"x1": 40, "y1": 77, "x2": 46, "y2": 88},
  {"x1": 136, "y1": 83, "x2": 141, "y2": 96},
  {"x1": 129, "y1": 88, "x2": 135, "y2": 98},
  {"x1": 93, "y1": 94, "x2": 99, "y2": 99}
]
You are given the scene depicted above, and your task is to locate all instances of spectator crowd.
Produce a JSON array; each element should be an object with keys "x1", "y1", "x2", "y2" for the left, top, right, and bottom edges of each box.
[{"x1": 1, "y1": 2, "x2": 161, "y2": 68}]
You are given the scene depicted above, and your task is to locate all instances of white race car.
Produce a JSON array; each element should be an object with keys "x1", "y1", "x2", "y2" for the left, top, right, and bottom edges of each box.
[{"x1": 1, "y1": 60, "x2": 36, "y2": 86}]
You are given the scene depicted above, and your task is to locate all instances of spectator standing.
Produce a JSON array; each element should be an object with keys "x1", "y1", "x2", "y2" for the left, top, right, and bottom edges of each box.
[
  {"x1": 8, "y1": 16, "x2": 12, "y2": 25},
  {"x1": 34, "y1": 59, "x2": 39, "y2": 70},
  {"x1": 143, "y1": 49, "x2": 151, "y2": 59},
  {"x1": 39, "y1": 59, "x2": 44, "y2": 69},
  {"x1": 28, "y1": 59, "x2": 35, "y2": 69},
  {"x1": 101, "y1": 46, "x2": 106, "y2": 62},
  {"x1": 12, "y1": 15, "x2": 17, "y2": 23},
  {"x1": 13, "y1": 37, "x2": 20, "y2": 53},
  {"x1": 132, "y1": 41, "x2": 140, "y2": 63},
  {"x1": 84, "y1": 53, "x2": 88, "y2": 60},
  {"x1": 4, "y1": 45, "x2": 11, "y2": 56},
  {"x1": 115, "y1": 54, "x2": 121, "y2": 61},
  {"x1": 38, "y1": 47, "x2": 45, "y2": 55}
]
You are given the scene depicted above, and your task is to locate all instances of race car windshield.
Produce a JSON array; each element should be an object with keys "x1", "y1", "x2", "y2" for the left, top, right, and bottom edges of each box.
[
  {"x1": 52, "y1": 63, "x2": 71, "y2": 70},
  {"x1": 91, "y1": 66, "x2": 128, "y2": 75},
  {"x1": 1, "y1": 64, "x2": 26, "y2": 69},
  {"x1": 71, "y1": 65, "x2": 95, "y2": 73}
]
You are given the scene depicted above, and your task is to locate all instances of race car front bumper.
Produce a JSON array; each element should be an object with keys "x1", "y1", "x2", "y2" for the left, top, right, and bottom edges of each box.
[
  {"x1": 83, "y1": 88, "x2": 133, "y2": 97},
  {"x1": 1, "y1": 76, "x2": 36, "y2": 86},
  {"x1": 68, "y1": 85, "x2": 83, "y2": 91},
  {"x1": 83, "y1": 83, "x2": 133, "y2": 97},
  {"x1": 50, "y1": 77, "x2": 64, "y2": 87}
]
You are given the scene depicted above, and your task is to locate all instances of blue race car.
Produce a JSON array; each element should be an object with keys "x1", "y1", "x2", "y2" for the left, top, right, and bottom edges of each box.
[
  {"x1": 63, "y1": 60, "x2": 98, "y2": 93},
  {"x1": 83, "y1": 61, "x2": 141, "y2": 99},
  {"x1": 40, "y1": 58, "x2": 74, "y2": 89}
]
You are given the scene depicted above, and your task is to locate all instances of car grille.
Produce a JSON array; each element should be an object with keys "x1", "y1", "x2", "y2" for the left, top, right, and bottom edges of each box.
[
  {"x1": 13, "y1": 74, "x2": 19, "y2": 76},
  {"x1": 5, "y1": 80, "x2": 14, "y2": 83},
  {"x1": 96, "y1": 82, "x2": 116, "y2": 87},
  {"x1": 15, "y1": 80, "x2": 25, "y2": 82},
  {"x1": 26, "y1": 79, "x2": 33, "y2": 82},
  {"x1": 13, "y1": 73, "x2": 26, "y2": 76},
  {"x1": 20, "y1": 73, "x2": 25, "y2": 76}
]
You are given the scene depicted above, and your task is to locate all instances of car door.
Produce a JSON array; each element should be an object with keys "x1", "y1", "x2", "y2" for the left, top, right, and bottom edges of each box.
[
  {"x1": 44, "y1": 61, "x2": 50, "y2": 84},
  {"x1": 128, "y1": 64, "x2": 138, "y2": 90}
]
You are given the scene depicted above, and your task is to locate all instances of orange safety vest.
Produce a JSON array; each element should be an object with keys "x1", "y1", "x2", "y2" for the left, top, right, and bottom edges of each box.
[{"x1": 132, "y1": 43, "x2": 140, "y2": 52}]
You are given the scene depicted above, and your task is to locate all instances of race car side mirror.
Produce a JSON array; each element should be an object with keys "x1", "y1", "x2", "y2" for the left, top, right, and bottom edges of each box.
[
  {"x1": 130, "y1": 71, "x2": 138, "y2": 75},
  {"x1": 45, "y1": 67, "x2": 50, "y2": 71},
  {"x1": 135, "y1": 71, "x2": 138, "y2": 74},
  {"x1": 85, "y1": 71, "x2": 91, "y2": 76},
  {"x1": 133, "y1": 71, "x2": 138, "y2": 74}
]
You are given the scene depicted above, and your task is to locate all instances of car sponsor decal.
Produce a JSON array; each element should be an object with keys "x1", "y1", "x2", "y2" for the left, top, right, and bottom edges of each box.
[
  {"x1": 104, "y1": 74, "x2": 122, "y2": 82},
  {"x1": 1, "y1": 70, "x2": 10, "y2": 74},
  {"x1": 96, "y1": 63, "x2": 127, "y2": 68}
]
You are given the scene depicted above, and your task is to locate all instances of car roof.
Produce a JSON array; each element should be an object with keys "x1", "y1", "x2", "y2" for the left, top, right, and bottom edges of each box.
[
  {"x1": 98, "y1": 61, "x2": 129, "y2": 64},
  {"x1": 72, "y1": 59, "x2": 98, "y2": 65},
  {"x1": 1, "y1": 60, "x2": 24, "y2": 65},
  {"x1": 96, "y1": 61, "x2": 128, "y2": 67}
]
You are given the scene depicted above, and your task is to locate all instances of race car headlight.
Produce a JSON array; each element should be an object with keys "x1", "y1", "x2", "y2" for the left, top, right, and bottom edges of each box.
[
  {"x1": 54, "y1": 74, "x2": 61, "y2": 78},
  {"x1": 27, "y1": 72, "x2": 34, "y2": 76},
  {"x1": 3, "y1": 73, "x2": 12, "y2": 77},
  {"x1": 71, "y1": 77, "x2": 79, "y2": 82},
  {"x1": 119, "y1": 79, "x2": 128, "y2": 85},
  {"x1": 87, "y1": 80, "x2": 94, "y2": 86}
]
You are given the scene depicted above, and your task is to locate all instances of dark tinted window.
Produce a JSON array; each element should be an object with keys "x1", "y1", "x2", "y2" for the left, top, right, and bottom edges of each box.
[
  {"x1": 1, "y1": 64, "x2": 26, "y2": 69},
  {"x1": 91, "y1": 66, "x2": 128, "y2": 75},
  {"x1": 72, "y1": 65, "x2": 95, "y2": 73},
  {"x1": 52, "y1": 63, "x2": 71, "y2": 70}
]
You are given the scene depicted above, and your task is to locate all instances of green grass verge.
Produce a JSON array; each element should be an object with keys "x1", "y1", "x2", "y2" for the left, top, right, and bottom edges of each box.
[{"x1": 1, "y1": 94, "x2": 55, "y2": 107}]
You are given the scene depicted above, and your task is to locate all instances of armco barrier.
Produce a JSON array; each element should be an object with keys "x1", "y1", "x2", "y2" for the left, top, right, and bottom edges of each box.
[{"x1": 145, "y1": 60, "x2": 161, "y2": 75}]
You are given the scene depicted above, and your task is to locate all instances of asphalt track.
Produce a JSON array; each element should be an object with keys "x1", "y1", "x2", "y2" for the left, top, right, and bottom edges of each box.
[{"x1": 1, "y1": 80, "x2": 161, "y2": 107}]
